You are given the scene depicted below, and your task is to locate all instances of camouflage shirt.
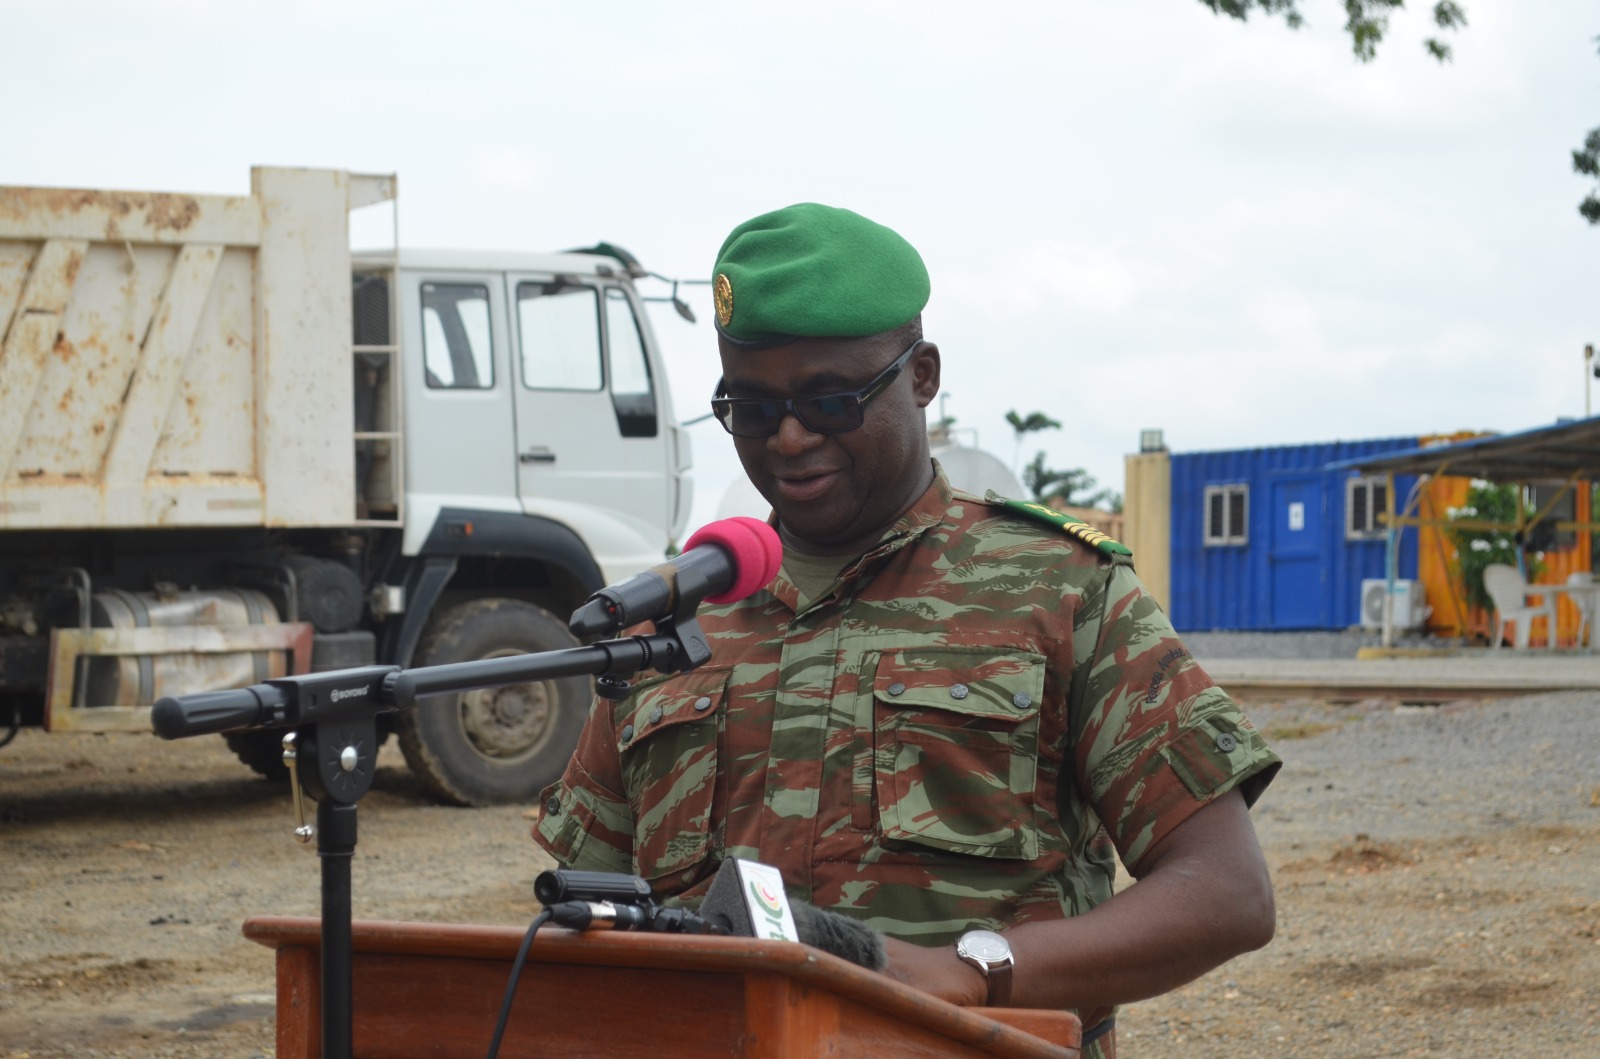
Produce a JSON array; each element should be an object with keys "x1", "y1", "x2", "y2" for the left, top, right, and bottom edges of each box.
[{"x1": 536, "y1": 468, "x2": 1279, "y2": 970}]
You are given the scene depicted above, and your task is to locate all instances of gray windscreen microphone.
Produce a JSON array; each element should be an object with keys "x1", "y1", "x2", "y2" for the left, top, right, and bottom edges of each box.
[{"x1": 698, "y1": 858, "x2": 888, "y2": 972}]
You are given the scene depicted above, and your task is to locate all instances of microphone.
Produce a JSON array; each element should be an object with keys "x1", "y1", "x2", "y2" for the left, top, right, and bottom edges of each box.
[
  {"x1": 534, "y1": 868, "x2": 654, "y2": 907},
  {"x1": 568, "y1": 517, "x2": 782, "y2": 637},
  {"x1": 533, "y1": 869, "x2": 718, "y2": 935},
  {"x1": 531, "y1": 861, "x2": 886, "y2": 970},
  {"x1": 699, "y1": 859, "x2": 888, "y2": 972}
]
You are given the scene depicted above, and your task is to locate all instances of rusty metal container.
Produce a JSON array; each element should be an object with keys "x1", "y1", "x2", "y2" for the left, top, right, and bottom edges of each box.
[{"x1": 83, "y1": 588, "x2": 289, "y2": 707}]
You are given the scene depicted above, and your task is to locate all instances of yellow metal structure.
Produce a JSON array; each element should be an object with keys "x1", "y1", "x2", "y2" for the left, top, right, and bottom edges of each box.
[{"x1": 1122, "y1": 450, "x2": 1171, "y2": 609}]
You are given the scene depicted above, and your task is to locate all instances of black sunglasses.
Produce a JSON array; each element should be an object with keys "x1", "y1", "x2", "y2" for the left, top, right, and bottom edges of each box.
[{"x1": 710, "y1": 340, "x2": 923, "y2": 438}]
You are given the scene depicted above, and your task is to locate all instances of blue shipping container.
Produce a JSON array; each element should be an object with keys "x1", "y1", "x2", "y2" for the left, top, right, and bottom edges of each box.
[{"x1": 1168, "y1": 437, "x2": 1422, "y2": 631}]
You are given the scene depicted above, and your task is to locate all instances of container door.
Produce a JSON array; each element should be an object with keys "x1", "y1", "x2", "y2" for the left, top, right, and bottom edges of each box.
[
  {"x1": 1269, "y1": 476, "x2": 1326, "y2": 628},
  {"x1": 508, "y1": 276, "x2": 670, "y2": 531}
]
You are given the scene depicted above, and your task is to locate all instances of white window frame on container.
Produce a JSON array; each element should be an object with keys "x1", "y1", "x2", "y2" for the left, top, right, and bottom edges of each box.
[
  {"x1": 1204, "y1": 484, "x2": 1249, "y2": 546},
  {"x1": 1345, "y1": 476, "x2": 1388, "y2": 540}
]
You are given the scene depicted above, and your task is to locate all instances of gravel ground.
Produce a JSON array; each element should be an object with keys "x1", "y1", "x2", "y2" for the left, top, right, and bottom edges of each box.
[
  {"x1": 1118, "y1": 649, "x2": 1600, "y2": 1057},
  {"x1": 1181, "y1": 629, "x2": 1429, "y2": 660},
  {"x1": 2, "y1": 633, "x2": 1597, "y2": 1057}
]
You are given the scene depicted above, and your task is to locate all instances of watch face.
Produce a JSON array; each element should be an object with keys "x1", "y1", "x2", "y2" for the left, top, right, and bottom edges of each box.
[{"x1": 960, "y1": 930, "x2": 1010, "y2": 962}]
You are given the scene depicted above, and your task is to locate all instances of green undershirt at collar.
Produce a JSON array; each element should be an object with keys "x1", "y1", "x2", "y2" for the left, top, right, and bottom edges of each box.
[{"x1": 781, "y1": 548, "x2": 857, "y2": 610}]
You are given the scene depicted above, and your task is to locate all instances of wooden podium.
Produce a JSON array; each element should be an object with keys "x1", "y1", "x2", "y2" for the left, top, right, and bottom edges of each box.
[{"x1": 244, "y1": 916, "x2": 1080, "y2": 1058}]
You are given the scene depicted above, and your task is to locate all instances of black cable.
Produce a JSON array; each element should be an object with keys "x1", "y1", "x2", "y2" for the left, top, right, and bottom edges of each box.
[{"x1": 484, "y1": 909, "x2": 552, "y2": 1059}]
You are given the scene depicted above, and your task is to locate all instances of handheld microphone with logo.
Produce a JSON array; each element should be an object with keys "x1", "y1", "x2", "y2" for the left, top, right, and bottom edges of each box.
[
  {"x1": 699, "y1": 858, "x2": 888, "y2": 972},
  {"x1": 531, "y1": 861, "x2": 886, "y2": 970},
  {"x1": 568, "y1": 517, "x2": 782, "y2": 637}
]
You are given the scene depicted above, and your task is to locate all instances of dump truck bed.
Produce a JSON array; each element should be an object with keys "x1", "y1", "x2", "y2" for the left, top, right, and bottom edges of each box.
[{"x1": 0, "y1": 167, "x2": 395, "y2": 530}]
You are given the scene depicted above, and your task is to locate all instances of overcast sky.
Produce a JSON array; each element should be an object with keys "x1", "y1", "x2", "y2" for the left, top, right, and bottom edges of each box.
[{"x1": 7, "y1": 1, "x2": 1598, "y2": 534}]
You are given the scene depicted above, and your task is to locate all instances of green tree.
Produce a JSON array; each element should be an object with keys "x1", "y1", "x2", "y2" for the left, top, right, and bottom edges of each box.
[
  {"x1": 1201, "y1": 3, "x2": 1600, "y2": 225},
  {"x1": 1574, "y1": 101, "x2": 1600, "y2": 226},
  {"x1": 1021, "y1": 452, "x2": 1118, "y2": 509},
  {"x1": 1005, "y1": 410, "x2": 1062, "y2": 476},
  {"x1": 1002, "y1": 409, "x2": 1119, "y2": 510},
  {"x1": 1447, "y1": 482, "x2": 1522, "y2": 612}
]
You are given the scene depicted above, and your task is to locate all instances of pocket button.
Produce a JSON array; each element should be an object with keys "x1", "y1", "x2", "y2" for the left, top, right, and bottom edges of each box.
[
  {"x1": 949, "y1": 683, "x2": 969, "y2": 700},
  {"x1": 693, "y1": 696, "x2": 713, "y2": 711},
  {"x1": 1215, "y1": 732, "x2": 1238, "y2": 753},
  {"x1": 887, "y1": 682, "x2": 906, "y2": 697}
]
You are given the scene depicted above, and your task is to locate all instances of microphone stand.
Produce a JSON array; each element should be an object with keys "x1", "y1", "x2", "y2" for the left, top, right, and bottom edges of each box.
[{"x1": 154, "y1": 614, "x2": 712, "y2": 1059}]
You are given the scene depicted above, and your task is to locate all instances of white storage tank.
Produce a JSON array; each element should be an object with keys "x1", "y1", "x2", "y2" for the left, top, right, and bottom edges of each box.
[{"x1": 715, "y1": 433, "x2": 1026, "y2": 520}]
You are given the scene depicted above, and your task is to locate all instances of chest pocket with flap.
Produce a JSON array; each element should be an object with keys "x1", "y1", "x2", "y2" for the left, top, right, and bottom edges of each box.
[
  {"x1": 616, "y1": 665, "x2": 728, "y2": 883},
  {"x1": 871, "y1": 648, "x2": 1045, "y2": 860}
]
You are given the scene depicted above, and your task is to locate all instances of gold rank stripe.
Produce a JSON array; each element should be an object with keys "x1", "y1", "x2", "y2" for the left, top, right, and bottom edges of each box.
[{"x1": 999, "y1": 499, "x2": 1133, "y2": 558}]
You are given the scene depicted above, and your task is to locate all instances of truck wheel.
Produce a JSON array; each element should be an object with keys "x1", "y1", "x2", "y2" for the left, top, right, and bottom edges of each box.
[
  {"x1": 224, "y1": 729, "x2": 290, "y2": 782},
  {"x1": 395, "y1": 598, "x2": 587, "y2": 806}
]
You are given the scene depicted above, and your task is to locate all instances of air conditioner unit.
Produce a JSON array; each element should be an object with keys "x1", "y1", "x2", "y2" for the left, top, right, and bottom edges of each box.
[{"x1": 1360, "y1": 579, "x2": 1431, "y2": 632}]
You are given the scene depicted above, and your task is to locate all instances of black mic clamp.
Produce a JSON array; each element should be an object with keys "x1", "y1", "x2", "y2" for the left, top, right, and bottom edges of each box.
[{"x1": 534, "y1": 869, "x2": 654, "y2": 907}]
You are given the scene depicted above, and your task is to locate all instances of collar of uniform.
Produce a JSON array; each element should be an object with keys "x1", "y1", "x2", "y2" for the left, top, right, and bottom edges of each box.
[
  {"x1": 768, "y1": 567, "x2": 803, "y2": 612},
  {"x1": 757, "y1": 462, "x2": 950, "y2": 616},
  {"x1": 861, "y1": 459, "x2": 953, "y2": 559},
  {"x1": 818, "y1": 461, "x2": 953, "y2": 599},
  {"x1": 757, "y1": 461, "x2": 950, "y2": 616}
]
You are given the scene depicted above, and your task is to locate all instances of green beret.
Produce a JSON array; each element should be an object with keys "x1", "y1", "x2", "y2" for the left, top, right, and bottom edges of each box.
[{"x1": 711, "y1": 203, "x2": 930, "y2": 349}]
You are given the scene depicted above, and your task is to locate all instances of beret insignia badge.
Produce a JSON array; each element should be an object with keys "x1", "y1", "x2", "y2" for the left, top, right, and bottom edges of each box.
[{"x1": 713, "y1": 273, "x2": 734, "y2": 328}]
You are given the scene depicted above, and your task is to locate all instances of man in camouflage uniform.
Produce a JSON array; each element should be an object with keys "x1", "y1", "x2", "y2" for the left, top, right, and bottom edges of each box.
[{"x1": 536, "y1": 203, "x2": 1280, "y2": 1056}]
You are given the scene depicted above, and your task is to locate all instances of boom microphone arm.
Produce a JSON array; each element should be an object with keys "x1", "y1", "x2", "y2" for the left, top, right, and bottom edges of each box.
[
  {"x1": 148, "y1": 617, "x2": 718, "y2": 1059},
  {"x1": 148, "y1": 518, "x2": 782, "y2": 1059}
]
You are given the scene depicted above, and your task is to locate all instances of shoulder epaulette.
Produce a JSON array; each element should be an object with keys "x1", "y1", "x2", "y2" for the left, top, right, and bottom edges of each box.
[{"x1": 993, "y1": 497, "x2": 1133, "y2": 559}]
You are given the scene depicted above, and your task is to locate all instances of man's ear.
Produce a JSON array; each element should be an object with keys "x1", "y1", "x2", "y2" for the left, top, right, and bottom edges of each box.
[{"x1": 910, "y1": 342, "x2": 941, "y2": 408}]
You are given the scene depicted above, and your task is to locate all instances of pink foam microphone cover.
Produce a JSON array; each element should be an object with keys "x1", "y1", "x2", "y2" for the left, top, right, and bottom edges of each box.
[{"x1": 683, "y1": 517, "x2": 783, "y2": 604}]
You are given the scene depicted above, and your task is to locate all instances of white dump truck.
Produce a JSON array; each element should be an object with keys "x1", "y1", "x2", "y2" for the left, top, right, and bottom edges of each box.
[{"x1": 0, "y1": 166, "x2": 693, "y2": 804}]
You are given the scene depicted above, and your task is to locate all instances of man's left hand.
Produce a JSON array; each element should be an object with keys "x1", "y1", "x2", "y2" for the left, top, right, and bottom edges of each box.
[{"x1": 879, "y1": 936, "x2": 989, "y2": 1006}]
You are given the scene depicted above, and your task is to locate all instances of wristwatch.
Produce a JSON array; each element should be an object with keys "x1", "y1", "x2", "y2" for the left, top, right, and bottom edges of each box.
[{"x1": 954, "y1": 929, "x2": 1014, "y2": 1007}]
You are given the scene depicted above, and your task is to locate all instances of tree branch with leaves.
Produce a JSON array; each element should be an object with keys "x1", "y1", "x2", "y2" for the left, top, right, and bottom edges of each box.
[
  {"x1": 1202, "y1": 3, "x2": 1598, "y2": 224},
  {"x1": 1575, "y1": 37, "x2": 1600, "y2": 226},
  {"x1": 1198, "y1": 0, "x2": 1467, "y2": 61}
]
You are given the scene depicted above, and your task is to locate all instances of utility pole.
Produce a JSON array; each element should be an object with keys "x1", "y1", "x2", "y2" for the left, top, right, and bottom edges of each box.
[{"x1": 1588, "y1": 344, "x2": 1596, "y2": 418}]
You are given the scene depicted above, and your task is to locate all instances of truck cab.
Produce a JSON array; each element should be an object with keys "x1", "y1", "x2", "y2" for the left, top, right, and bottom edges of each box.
[{"x1": 368, "y1": 248, "x2": 692, "y2": 577}]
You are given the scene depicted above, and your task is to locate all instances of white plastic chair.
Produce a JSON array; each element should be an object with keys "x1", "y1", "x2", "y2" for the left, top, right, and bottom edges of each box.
[
  {"x1": 1482, "y1": 563, "x2": 1556, "y2": 650},
  {"x1": 1565, "y1": 571, "x2": 1597, "y2": 650}
]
